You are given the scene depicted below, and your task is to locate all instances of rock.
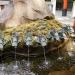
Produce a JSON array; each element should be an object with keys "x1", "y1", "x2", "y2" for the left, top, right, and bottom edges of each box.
[{"x1": 2, "y1": 0, "x2": 54, "y2": 27}]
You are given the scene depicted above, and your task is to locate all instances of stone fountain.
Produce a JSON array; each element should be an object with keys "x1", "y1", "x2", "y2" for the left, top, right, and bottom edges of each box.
[{"x1": 0, "y1": 0, "x2": 75, "y2": 75}]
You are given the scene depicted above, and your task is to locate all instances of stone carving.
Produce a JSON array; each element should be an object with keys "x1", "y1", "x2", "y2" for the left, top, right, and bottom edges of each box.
[
  {"x1": 0, "y1": 0, "x2": 53, "y2": 28},
  {"x1": 0, "y1": 2, "x2": 13, "y2": 23}
]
